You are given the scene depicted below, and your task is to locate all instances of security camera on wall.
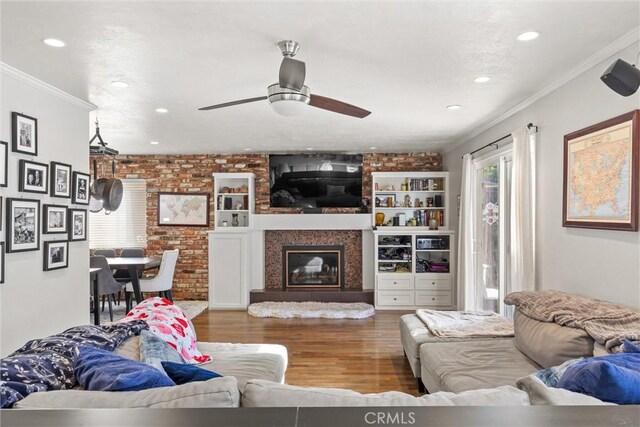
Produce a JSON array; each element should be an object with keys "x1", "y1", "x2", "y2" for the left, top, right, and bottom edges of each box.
[{"x1": 601, "y1": 57, "x2": 640, "y2": 96}]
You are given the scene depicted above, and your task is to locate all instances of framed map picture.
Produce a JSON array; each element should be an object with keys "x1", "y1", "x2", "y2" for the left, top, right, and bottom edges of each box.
[
  {"x1": 157, "y1": 192, "x2": 210, "y2": 227},
  {"x1": 563, "y1": 110, "x2": 639, "y2": 231}
]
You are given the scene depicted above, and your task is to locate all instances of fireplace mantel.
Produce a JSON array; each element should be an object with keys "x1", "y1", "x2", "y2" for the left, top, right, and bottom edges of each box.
[{"x1": 252, "y1": 213, "x2": 372, "y2": 230}]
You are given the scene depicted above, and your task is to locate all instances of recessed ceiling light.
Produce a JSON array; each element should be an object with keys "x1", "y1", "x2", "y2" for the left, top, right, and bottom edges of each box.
[
  {"x1": 370, "y1": 146, "x2": 377, "y2": 150},
  {"x1": 243, "y1": 148, "x2": 252, "y2": 151},
  {"x1": 516, "y1": 31, "x2": 540, "y2": 41},
  {"x1": 155, "y1": 108, "x2": 168, "y2": 113},
  {"x1": 42, "y1": 38, "x2": 66, "y2": 47},
  {"x1": 111, "y1": 81, "x2": 129, "y2": 88},
  {"x1": 150, "y1": 141, "x2": 159, "y2": 145},
  {"x1": 446, "y1": 105, "x2": 461, "y2": 111},
  {"x1": 474, "y1": 76, "x2": 491, "y2": 83},
  {"x1": 306, "y1": 147, "x2": 313, "y2": 151}
]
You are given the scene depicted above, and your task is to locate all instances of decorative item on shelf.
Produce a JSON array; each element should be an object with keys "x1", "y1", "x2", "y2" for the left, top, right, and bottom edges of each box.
[
  {"x1": 374, "y1": 182, "x2": 379, "y2": 191},
  {"x1": 427, "y1": 197, "x2": 434, "y2": 207},
  {"x1": 232, "y1": 213, "x2": 239, "y2": 227},
  {"x1": 398, "y1": 212, "x2": 406, "y2": 226},
  {"x1": 415, "y1": 198, "x2": 421, "y2": 207},
  {"x1": 234, "y1": 200, "x2": 244, "y2": 210},
  {"x1": 375, "y1": 197, "x2": 381, "y2": 207},
  {"x1": 375, "y1": 212, "x2": 385, "y2": 226},
  {"x1": 434, "y1": 195, "x2": 443, "y2": 207},
  {"x1": 222, "y1": 220, "x2": 228, "y2": 227},
  {"x1": 387, "y1": 197, "x2": 394, "y2": 207},
  {"x1": 239, "y1": 185, "x2": 249, "y2": 193},
  {"x1": 392, "y1": 216, "x2": 399, "y2": 226},
  {"x1": 404, "y1": 194, "x2": 412, "y2": 207},
  {"x1": 220, "y1": 186, "x2": 229, "y2": 193},
  {"x1": 429, "y1": 218, "x2": 438, "y2": 230},
  {"x1": 410, "y1": 217, "x2": 417, "y2": 226},
  {"x1": 223, "y1": 197, "x2": 232, "y2": 210}
]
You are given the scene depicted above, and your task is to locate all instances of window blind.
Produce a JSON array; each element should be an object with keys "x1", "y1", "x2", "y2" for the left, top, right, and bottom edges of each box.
[{"x1": 89, "y1": 179, "x2": 148, "y2": 249}]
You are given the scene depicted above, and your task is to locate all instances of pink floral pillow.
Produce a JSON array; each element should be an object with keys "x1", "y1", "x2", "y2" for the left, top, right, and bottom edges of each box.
[{"x1": 119, "y1": 297, "x2": 211, "y2": 364}]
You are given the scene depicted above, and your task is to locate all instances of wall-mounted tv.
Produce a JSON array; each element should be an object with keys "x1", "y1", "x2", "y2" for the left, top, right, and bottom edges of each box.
[{"x1": 269, "y1": 154, "x2": 363, "y2": 208}]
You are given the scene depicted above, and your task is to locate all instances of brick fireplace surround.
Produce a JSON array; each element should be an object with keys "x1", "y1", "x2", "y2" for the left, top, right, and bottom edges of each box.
[
  {"x1": 265, "y1": 230, "x2": 362, "y2": 290},
  {"x1": 94, "y1": 152, "x2": 442, "y2": 300}
]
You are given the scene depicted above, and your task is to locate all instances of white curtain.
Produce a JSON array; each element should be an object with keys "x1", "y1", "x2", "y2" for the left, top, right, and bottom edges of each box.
[
  {"x1": 457, "y1": 154, "x2": 476, "y2": 310},
  {"x1": 509, "y1": 127, "x2": 537, "y2": 296}
]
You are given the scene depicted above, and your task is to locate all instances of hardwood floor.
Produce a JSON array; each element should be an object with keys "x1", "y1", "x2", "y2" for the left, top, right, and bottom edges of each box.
[{"x1": 192, "y1": 310, "x2": 420, "y2": 396}]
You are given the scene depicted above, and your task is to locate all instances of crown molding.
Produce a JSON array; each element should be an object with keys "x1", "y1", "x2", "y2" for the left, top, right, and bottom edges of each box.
[
  {"x1": 1, "y1": 62, "x2": 97, "y2": 111},
  {"x1": 444, "y1": 26, "x2": 640, "y2": 153}
]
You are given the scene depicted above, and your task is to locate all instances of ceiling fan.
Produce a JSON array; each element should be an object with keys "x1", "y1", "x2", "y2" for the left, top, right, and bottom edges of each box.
[{"x1": 198, "y1": 40, "x2": 371, "y2": 118}]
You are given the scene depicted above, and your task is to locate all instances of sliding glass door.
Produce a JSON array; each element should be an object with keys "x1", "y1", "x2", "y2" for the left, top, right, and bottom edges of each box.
[{"x1": 473, "y1": 149, "x2": 512, "y2": 315}]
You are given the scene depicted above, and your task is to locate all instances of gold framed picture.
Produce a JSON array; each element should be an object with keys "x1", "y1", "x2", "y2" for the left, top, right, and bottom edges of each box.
[{"x1": 563, "y1": 110, "x2": 639, "y2": 231}]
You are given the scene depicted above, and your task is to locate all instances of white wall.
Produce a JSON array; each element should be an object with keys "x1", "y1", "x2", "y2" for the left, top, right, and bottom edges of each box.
[
  {"x1": 0, "y1": 64, "x2": 94, "y2": 356},
  {"x1": 444, "y1": 43, "x2": 640, "y2": 310}
]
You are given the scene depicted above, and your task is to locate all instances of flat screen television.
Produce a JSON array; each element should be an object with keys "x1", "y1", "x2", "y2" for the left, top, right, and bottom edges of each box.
[{"x1": 269, "y1": 154, "x2": 363, "y2": 208}]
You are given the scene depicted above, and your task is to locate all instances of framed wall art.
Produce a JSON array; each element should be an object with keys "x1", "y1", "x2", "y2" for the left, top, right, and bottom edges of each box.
[
  {"x1": 0, "y1": 242, "x2": 4, "y2": 284},
  {"x1": 0, "y1": 141, "x2": 7, "y2": 187},
  {"x1": 12, "y1": 112, "x2": 38, "y2": 156},
  {"x1": 18, "y1": 159, "x2": 49, "y2": 194},
  {"x1": 563, "y1": 110, "x2": 639, "y2": 231},
  {"x1": 43, "y1": 204, "x2": 68, "y2": 234},
  {"x1": 50, "y1": 162, "x2": 72, "y2": 198},
  {"x1": 43, "y1": 241, "x2": 69, "y2": 271},
  {"x1": 68, "y1": 208, "x2": 87, "y2": 241},
  {"x1": 72, "y1": 171, "x2": 90, "y2": 205},
  {"x1": 6, "y1": 198, "x2": 40, "y2": 253},
  {"x1": 157, "y1": 192, "x2": 210, "y2": 226}
]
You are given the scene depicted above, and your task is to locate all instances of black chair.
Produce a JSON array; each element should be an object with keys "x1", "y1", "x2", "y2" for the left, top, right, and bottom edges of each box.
[
  {"x1": 90, "y1": 256, "x2": 125, "y2": 322},
  {"x1": 113, "y1": 248, "x2": 145, "y2": 306}
]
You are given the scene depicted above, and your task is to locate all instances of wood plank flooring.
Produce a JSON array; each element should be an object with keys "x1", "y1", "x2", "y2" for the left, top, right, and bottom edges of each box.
[{"x1": 192, "y1": 310, "x2": 420, "y2": 396}]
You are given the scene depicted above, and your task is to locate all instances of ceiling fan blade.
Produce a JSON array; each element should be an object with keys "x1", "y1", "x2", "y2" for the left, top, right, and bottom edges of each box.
[
  {"x1": 309, "y1": 95, "x2": 371, "y2": 118},
  {"x1": 198, "y1": 96, "x2": 267, "y2": 111},
  {"x1": 279, "y1": 57, "x2": 306, "y2": 91}
]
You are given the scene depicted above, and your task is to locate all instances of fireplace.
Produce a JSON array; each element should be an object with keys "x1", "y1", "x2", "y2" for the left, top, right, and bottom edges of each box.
[{"x1": 283, "y1": 245, "x2": 345, "y2": 288}]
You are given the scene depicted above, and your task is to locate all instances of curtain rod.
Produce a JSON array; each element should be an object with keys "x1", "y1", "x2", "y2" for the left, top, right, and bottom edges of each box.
[{"x1": 462, "y1": 123, "x2": 538, "y2": 158}]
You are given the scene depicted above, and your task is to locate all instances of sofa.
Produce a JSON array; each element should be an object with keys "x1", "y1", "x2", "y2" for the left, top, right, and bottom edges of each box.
[
  {"x1": 13, "y1": 336, "x2": 288, "y2": 409},
  {"x1": 402, "y1": 289, "x2": 640, "y2": 400}
]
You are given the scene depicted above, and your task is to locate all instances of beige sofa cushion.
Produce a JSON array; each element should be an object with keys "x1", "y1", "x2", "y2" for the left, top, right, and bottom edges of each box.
[
  {"x1": 419, "y1": 339, "x2": 540, "y2": 393},
  {"x1": 513, "y1": 309, "x2": 594, "y2": 368},
  {"x1": 14, "y1": 377, "x2": 240, "y2": 409},
  {"x1": 242, "y1": 379, "x2": 530, "y2": 407},
  {"x1": 515, "y1": 375, "x2": 611, "y2": 406}
]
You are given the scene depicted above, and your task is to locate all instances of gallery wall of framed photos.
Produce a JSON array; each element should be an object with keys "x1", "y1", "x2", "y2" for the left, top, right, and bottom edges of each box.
[{"x1": 1, "y1": 64, "x2": 95, "y2": 356}]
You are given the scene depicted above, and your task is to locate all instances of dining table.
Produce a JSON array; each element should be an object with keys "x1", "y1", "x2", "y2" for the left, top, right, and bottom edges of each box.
[{"x1": 103, "y1": 257, "x2": 161, "y2": 316}]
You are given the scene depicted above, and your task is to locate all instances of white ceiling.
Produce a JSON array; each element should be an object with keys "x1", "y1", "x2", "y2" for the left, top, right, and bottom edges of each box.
[{"x1": 2, "y1": 1, "x2": 639, "y2": 155}]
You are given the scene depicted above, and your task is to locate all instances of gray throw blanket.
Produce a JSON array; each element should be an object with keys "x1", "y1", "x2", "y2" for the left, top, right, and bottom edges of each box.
[{"x1": 504, "y1": 290, "x2": 640, "y2": 352}]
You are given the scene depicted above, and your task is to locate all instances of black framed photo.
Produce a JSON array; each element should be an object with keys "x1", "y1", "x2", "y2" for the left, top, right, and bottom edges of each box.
[
  {"x1": 43, "y1": 241, "x2": 69, "y2": 271},
  {"x1": 6, "y1": 198, "x2": 40, "y2": 253},
  {"x1": 50, "y1": 162, "x2": 72, "y2": 198},
  {"x1": 0, "y1": 242, "x2": 4, "y2": 284},
  {"x1": 0, "y1": 196, "x2": 3, "y2": 231},
  {"x1": 68, "y1": 208, "x2": 87, "y2": 241},
  {"x1": 0, "y1": 141, "x2": 7, "y2": 187},
  {"x1": 18, "y1": 159, "x2": 49, "y2": 194},
  {"x1": 12, "y1": 112, "x2": 38, "y2": 156},
  {"x1": 43, "y1": 204, "x2": 68, "y2": 234},
  {"x1": 72, "y1": 171, "x2": 90, "y2": 205}
]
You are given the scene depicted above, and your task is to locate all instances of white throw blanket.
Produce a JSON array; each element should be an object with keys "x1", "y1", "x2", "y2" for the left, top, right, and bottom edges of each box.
[{"x1": 416, "y1": 309, "x2": 514, "y2": 338}]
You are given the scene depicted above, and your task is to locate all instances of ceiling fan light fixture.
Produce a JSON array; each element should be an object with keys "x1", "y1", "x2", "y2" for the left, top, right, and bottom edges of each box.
[{"x1": 267, "y1": 84, "x2": 310, "y2": 116}]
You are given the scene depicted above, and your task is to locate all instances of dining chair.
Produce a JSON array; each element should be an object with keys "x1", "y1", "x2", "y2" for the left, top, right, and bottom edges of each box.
[
  {"x1": 125, "y1": 249, "x2": 179, "y2": 311},
  {"x1": 93, "y1": 248, "x2": 116, "y2": 257},
  {"x1": 113, "y1": 248, "x2": 145, "y2": 305},
  {"x1": 90, "y1": 256, "x2": 125, "y2": 322}
]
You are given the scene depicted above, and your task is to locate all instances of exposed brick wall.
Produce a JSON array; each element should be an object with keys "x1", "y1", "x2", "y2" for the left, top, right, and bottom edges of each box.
[{"x1": 91, "y1": 152, "x2": 442, "y2": 300}]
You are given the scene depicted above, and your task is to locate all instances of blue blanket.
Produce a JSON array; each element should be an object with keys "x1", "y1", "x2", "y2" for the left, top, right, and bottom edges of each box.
[
  {"x1": 557, "y1": 352, "x2": 640, "y2": 404},
  {"x1": 0, "y1": 320, "x2": 147, "y2": 408}
]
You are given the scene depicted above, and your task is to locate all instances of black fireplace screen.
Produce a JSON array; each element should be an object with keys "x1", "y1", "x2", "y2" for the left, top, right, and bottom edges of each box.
[{"x1": 283, "y1": 245, "x2": 344, "y2": 288}]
